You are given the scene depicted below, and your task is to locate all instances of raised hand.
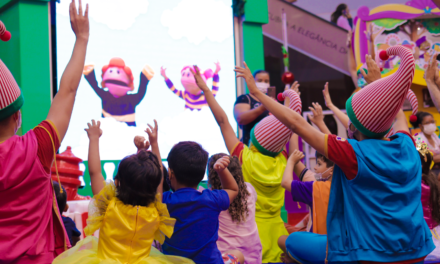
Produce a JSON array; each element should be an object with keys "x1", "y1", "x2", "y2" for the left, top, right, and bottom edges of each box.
[
  {"x1": 214, "y1": 156, "x2": 231, "y2": 172},
  {"x1": 160, "y1": 66, "x2": 168, "y2": 79},
  {"x1": 323, "y1": 82, "x2": 333, "y2": 108},
  {"x1": 69, "y1": 0, "x2": 89, "y2": 41},
  {"x1": 288, "y1": 149, "x2": 305, "y2": 165},
  {"x1": 287, "y1": 81, "x2": 301, "y2": 96},
  {"x1": 215, "y1": 61, "x2": 221, "y2": 74},
  {"x1": 425, "y1": 52, "x2": 440, "y2": 84},
  {"x1": 347, "y1": 30, "x2": 352, "y2": 48},
  {"x1": 146, "y1": 119, "x2": 158, "y2": 145},
  {"x1": 142, "y1": 65, "x2": 154, "y2": 80},
  {"x1": 361, "y1": 54, "x2": 381, "y2": 84},
  {"x1": 134, "y1": 136, "x2": 150, "y2": 151},
  {"x1": 234, "y1": 62, "x2": 258, "y2": 94},
  {"x1": 190, "y1": 65, "x2": 210, "y2": 92},
  {"x1": 308, "y1": 102, "x2": 325, "y2": 125},
  {"x1": 85, "y1": 120, "x2": 102, "y2": 140},
  {"x1": 83, "y1": 64, "x2": 94, "y2": 75}
]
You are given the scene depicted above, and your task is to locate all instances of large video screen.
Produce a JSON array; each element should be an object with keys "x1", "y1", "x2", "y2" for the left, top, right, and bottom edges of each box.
[{"x1": 56, "y1": 0, "x2": 237, "y2": 170}]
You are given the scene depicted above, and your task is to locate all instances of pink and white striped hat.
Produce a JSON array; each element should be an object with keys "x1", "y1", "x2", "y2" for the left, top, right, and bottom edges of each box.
[
  {"x1": 384, "y1": 89, "x2": 418, "y2": 138},
  {"x1": 0, "y1": 20, "x2": 11, "y2": 41},
  {"x1": 346, "y1": 45, "x2": 415, "y2": 138},
  {"x1": 0, "y1": 59, "x2": 23, "y2": 120},
  {"x1": 250, "y1": 89, "x2": 301, "y2": 157}
]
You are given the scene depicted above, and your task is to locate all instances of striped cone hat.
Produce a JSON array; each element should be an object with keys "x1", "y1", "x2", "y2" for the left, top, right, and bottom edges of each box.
[
  {"x1": 0, "y1": 59, "x2": 23, "y2": 120},
  {"x1": 384, "y1": 89, "x2": 418, "y2": 138},
  {"x1": 346, "y1": 45, "x2": 415, "y2": 139},
  {"x1": 250, "y1": 90, "x2": 301, "y2": 157}
]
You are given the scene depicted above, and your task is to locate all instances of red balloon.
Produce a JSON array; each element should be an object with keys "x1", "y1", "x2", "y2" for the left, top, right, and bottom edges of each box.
[{"x1": 282, "y1": 72, "x2": 295, "y2": 84}]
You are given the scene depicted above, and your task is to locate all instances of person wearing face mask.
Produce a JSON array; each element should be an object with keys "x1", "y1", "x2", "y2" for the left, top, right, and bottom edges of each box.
[
  {"x1": 278, "y1": 149, "x2": 334, "y2": 263},
  {"x1": 234, "y1": 70, "x2": 270, "y2": 145},
  {"x1": 410, "y1": 111, "x2": 440, "y2": 175}
]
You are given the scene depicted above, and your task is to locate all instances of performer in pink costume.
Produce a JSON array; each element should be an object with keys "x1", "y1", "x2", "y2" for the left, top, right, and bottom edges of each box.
[{"x1": 0, "y1": 2, "x2": 89, "y2": 263}]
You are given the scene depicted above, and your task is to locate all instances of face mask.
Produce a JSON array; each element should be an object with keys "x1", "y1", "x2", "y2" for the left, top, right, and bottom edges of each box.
[
  {"x1": 424, "y1": 123, "x2": 437, "y2": 135},
  {"x1": 314, "y1": 167, "x2": 332, "y2": 181},
  {"x1": 255, "y1": 82, "x2": 270, "y2": 93}
]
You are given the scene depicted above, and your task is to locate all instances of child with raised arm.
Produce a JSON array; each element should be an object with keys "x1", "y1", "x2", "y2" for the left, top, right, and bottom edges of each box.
[
  {"x1": 206, "y1": 153, "x2": 262, "y2": 264},
  {"x1": 54, "y1": 120, "x2": 193, "y2": 264},
  {"x1": 162, "y1": 142, "x2": 239, "y2": 264},
  {"x1": 235, "y1": 45, "x2": 434, "y2": 263},
  {"x1": 0, "y1": 1, "x2": 88, "y2": 262},
  {"x1": 191, "y1": 66, "x2": 302, "y2": 263}
]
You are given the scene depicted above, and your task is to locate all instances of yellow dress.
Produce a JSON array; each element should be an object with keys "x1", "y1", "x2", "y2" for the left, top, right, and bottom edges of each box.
[
  {"x1": 239, "y1": 144, "x2": 288, "y2": 263},
  {"x1": 53, "y1": 182, "x2": 194, "y2": 264}
]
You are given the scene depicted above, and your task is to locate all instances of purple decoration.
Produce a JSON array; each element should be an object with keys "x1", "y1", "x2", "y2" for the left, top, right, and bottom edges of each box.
[
  {"x1": 416, "y1": 36, "x2": 427, "y2": 47},
  {"x1": 406, "y1": 0, "x2": 437, "y2": 10}
]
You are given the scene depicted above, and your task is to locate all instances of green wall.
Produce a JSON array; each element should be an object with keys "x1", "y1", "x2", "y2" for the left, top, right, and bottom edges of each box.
[{"x1": 0, "y1": 0, "x2": 52, "y2": 134}]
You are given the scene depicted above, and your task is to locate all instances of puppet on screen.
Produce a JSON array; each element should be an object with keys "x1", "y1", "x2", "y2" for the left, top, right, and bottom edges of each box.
[
  {"x1": 160, "y1": 62, "x2": 220, "y2": 111},
  {"x1": 83, "y1": 58, "x2": 154, "y2": 126}
]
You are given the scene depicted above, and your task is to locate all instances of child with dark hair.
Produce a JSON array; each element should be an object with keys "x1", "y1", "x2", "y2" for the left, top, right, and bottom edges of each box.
[
  {"x1": 162, "y1": 142, "x2": 239, "y2": 264},
  {"x1": 278, "y1": 148, "x2": 334, "y2": 263},
  {"x1": 206, "y1": 154, "x2": 262, "y2": 264},
  {"x1": 53, "y1": 182, "x2": 81, "y2": 247},
  {"x1": 54, "y1": 120, "x2": 193, "y2": 264},
  {"x1": 416, "y1": 138, "x2": 440, "y2": 263}
]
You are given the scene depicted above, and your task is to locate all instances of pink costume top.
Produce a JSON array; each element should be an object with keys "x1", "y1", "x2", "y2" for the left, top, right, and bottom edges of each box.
[
  {"x1": 0, "y1": 128, "x2": 70, "y2": 263},
  {"x1": 337, "y1": 16, "x2": 352, "y2": 31},
  {"x1": 217, "y1": 182, "x2": 262, "y2": 264},
  {"x1": 422, "y1": 181, "x2": 439, "y2": 229}
]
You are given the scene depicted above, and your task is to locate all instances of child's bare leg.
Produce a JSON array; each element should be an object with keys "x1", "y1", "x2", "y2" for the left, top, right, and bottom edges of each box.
[
  {"x1": 278, "y1": 235, "x2": 296, "y2": 263},
  {"x1": 223, "y1": 250, "x2": 244, "y2": 264}
]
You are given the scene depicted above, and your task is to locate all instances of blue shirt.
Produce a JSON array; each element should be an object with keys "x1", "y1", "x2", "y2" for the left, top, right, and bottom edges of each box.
[
  {"x1": 62, "y1": 216, "x2": 81, "y2": 246},
  {"x1": 327, "y1": 133, "x2": 434, "y2": 262},
  {"x1": 162, "y1": 188, "x2": 229, "y2": 264}
]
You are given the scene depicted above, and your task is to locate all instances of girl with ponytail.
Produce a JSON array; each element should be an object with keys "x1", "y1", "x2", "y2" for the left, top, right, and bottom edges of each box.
[{"x1": 53, "y1": 120, "x2": 194, "y2": 264}]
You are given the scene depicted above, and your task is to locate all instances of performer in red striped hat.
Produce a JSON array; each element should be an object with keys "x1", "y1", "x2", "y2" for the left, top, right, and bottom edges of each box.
[
  {"x1": 236, "y1": 45, "x2": 434, "y2": 263},
  {"x1": 0, "y1": 1, "x2": 89, "y2": 263},
  {"x1": 191, "y1": 65, "x2": 301, "y2": 263}
]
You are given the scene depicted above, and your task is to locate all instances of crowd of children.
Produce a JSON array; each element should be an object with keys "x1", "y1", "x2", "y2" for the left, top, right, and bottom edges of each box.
[{"x1": 2, "y1": 1, "x2": 440, "y2": 264}]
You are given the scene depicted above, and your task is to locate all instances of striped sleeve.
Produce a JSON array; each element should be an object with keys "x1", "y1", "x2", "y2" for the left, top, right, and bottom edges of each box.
[
  {"x1": 212, "y1": 74, "x2": 219, "y2": 97},
  {"x1": 165, "y1": 78, "x2": 183, "y2": 99}
]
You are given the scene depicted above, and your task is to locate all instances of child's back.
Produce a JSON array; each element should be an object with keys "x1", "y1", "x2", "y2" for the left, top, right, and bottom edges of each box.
[
  {"x1": 217, "y1": 182, "x2": 261, "y2": 264},
  {"x1": 163, "y1": 188, "x2": 229, "y2": 262},
  {"x1": 163, "y1": 142, "x2": 238, "y2": 264}
]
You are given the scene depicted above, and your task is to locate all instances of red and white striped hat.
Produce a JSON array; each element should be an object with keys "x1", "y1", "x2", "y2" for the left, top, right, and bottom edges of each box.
[
  {"x1": 346, "y1": 45, "x2": 415, "y2": 138},
  {"x1": 384, "y1": 89, "x2": 418, "y2": 138},
  {"x1": 0, "y1": 20, "x2": 11, "y2": 41},
  {"x1": 250, "y1": 89, "x2": 301, "y2": 157},
  {"x1": 0, "y1": 59, "x2": 23, "y2": 120}
]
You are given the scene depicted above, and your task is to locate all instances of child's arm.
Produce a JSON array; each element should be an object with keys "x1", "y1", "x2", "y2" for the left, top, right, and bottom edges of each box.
[
  {"x1": 323, "y1": 82, "x2": 350, "y2": 129},
  {"x1": 214, "y1": 156, "x2": 238, "y2": 203},
  {"x1": 282, "y1": 150, "x2": 305, "y2": 192},
  {"x1": 47, "y1": 0, "x2": 89, "y2": 142},
  {"x1": 346, "y1": 31, "x2": 359, "y2": 89},
  {"x1": 307, "y1": 102, "x2": 331, "y2": 134},
  {"x1": 288, "y1": 134, "x2": 308, "y2": 178},
  {"x1": 235, "y1": 63, "x2": 326, "y2": 155},
  {"x1": 145, "y1": 120, "x2": 164, "y2": 197},
  {"x1": 191, "y1": 66, "x2": 239, "y2": 154},
  {"x1": 85, "y1": 120, "x2": 105, "y2": 195},
  {"x1": 393, "y1": 109, "x2": 410, "y2": 134}
]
